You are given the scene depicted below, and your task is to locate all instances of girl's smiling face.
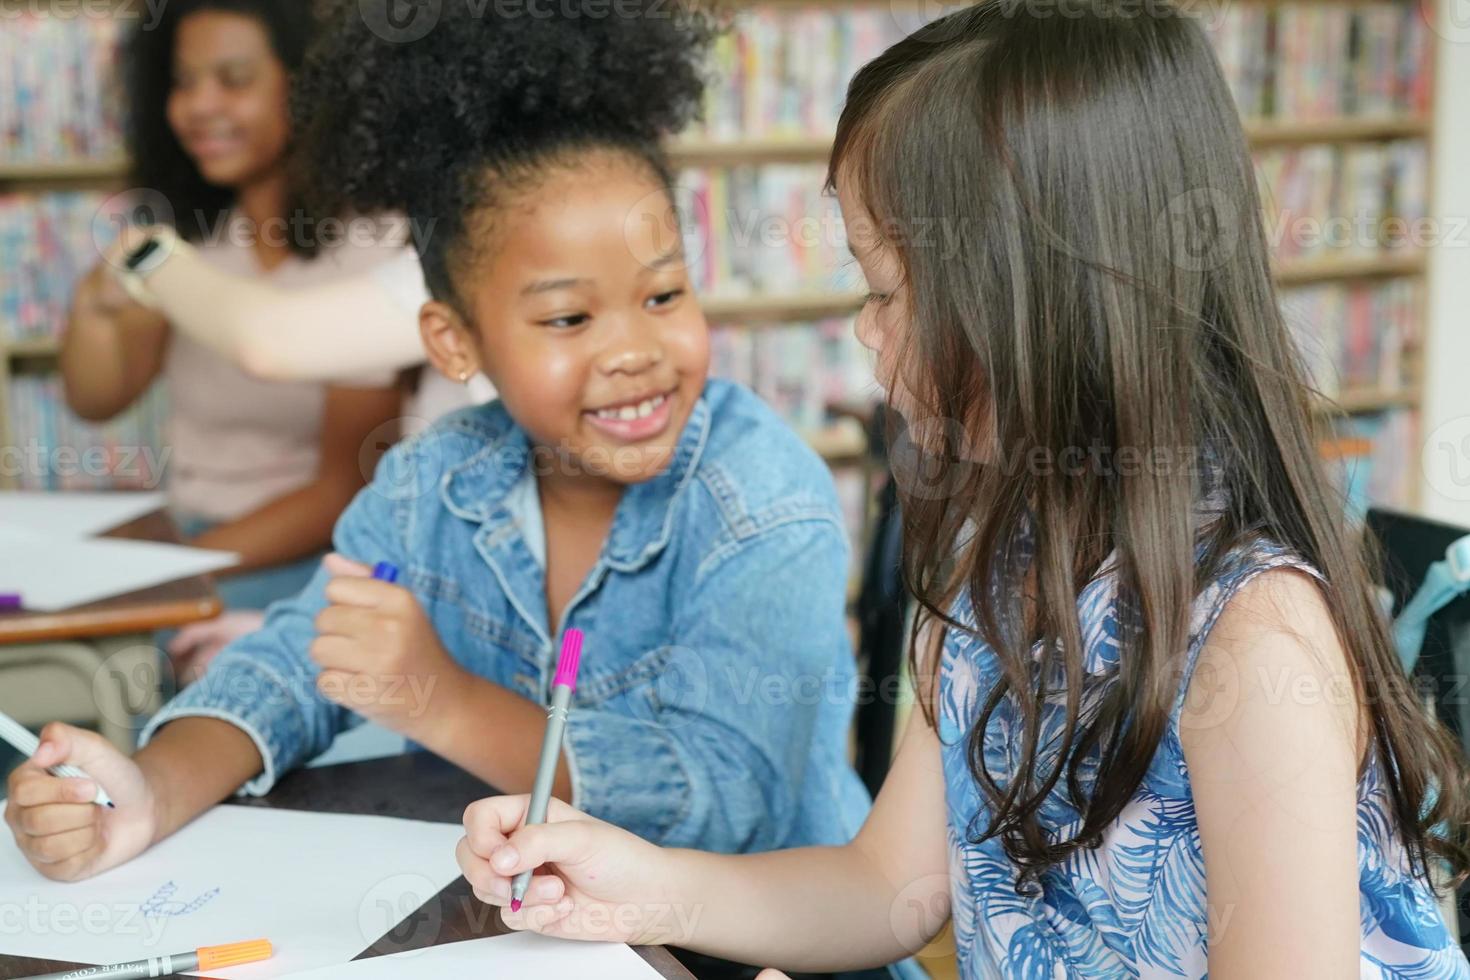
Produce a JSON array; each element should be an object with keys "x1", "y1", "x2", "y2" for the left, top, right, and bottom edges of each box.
[
  {"x1": 166, "y1": 11, "x2": 291, "y2": 190},
  {"x1": 422, "y1": 155, "x2": 710, "y2": 486}
]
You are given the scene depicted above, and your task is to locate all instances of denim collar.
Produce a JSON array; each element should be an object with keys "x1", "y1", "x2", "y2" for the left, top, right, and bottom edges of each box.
[{"x1": 440, "y1": 389, "x2": 712, "y2": 572}]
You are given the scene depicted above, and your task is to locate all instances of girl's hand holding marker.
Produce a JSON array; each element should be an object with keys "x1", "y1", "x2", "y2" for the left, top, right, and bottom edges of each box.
[
  {"x1": 459, "y1": 794, "x2": 686, "y2": 945},
  {"x1": 310, "y1": 554, "x2": 467, "y2": 733},
  {"x1": 4, "y1": 722, "x2": 160, "y2": 883}
]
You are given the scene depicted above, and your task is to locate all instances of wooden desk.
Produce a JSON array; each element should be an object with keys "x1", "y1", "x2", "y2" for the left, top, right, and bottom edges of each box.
[
  {"x1": 0, "y1": 754, "x2": 696, "y2": 980},
  {"x1": 0, "y1": 510, "x2": 222, "y2": 645}
]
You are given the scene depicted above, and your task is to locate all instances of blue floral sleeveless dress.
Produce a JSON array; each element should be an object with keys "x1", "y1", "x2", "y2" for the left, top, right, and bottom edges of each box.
[{"x1": 938, "y1": 537, "x2": 1468, "y2": 978}]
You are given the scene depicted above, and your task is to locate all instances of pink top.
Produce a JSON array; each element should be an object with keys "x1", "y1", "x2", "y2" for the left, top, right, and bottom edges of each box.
[{"x1": 163, "y1": 215, "x2": 400, "y2": 521}]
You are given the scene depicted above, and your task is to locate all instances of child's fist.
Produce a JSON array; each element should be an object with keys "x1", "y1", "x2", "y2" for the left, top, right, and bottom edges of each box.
[
  {"x1": 310, "y1": 553, "x2": 464, "y2": 735},
  {"x1": 3, "y1": 723, "x2": 158, "y2": 881}
]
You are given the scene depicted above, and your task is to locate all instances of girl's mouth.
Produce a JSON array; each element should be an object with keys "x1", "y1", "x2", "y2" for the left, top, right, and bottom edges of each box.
[{"x1": 583, "y1": 391, "x2": 674, "y2": 443}]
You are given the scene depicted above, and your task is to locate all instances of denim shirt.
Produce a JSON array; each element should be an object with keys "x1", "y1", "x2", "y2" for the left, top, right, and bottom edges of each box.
[{"x1": 141, "y1": 379, "x2": 874, "y2": 854}]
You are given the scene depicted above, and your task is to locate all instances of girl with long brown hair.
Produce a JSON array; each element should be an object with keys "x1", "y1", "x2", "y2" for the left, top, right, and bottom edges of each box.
[{"x1": 454, "y1": 2, "x2": 1470, "y2": 976}]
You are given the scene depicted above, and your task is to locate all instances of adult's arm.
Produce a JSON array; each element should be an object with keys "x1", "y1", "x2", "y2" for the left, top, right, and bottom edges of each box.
[
  {"x1": 60, "y1": 263, "x2": 170, "y2": 421},
  {"x1": 127, "y1": 235, "x2": 429, "y2": 382}
]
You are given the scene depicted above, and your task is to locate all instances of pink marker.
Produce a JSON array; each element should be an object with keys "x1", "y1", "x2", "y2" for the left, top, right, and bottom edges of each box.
[{"x1": 510, "y1": 629, "x2": 583, "y2": 912}]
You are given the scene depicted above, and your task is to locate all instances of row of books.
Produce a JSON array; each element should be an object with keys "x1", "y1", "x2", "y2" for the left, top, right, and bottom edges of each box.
[
  {"x1": 671, "y1": 142, "x2": 1429, "y2": 302},
  {"x1": 690, "y1": 3, "x2": 1432, "y2": 144},
  {"x1": 691, "y1": 8, "x2": 918, "y2": 141},
  {"x1": 1205, "y1": 5, "x2": 1433, "y2": 122},
  {"x1": 1255, "y1": 140, "x2": 1428, "y2": 262},
  {"x1": 4, "y1": 373, "x2": 168, "y2": 492},
  {"x1": 678, "y1": 164, "x2": 852, "y2": 299},
  {"x1": 0, "y1": 191, "x2": 123, "y2": 343},
  {"x1": 1328, "y1": 410, "x2": 1417, "y2": 514},
  {"x1": 1283, "y1": 278, "x2": 1418, "y2": 399},
  {"x1": 709, "y1": 318, "x2": 876, "y2": 433},
  {"x1": 0, "y1": 13, "x2": 125, "y2": 163}
]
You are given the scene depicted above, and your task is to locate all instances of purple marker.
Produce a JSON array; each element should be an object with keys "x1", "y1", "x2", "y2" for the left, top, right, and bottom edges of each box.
[{"x1": 0, "y1": 594, "x2": 21, "y2": 612}]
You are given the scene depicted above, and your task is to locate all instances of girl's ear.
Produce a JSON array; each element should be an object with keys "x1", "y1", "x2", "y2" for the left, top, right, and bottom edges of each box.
[{"x1": 419, "y1": 300, "x2": 483, "y2": 383}]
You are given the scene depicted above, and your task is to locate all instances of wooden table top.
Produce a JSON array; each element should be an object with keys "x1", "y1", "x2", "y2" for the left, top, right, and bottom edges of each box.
[
  {"x1": 0, "y1": 510, "x2": 222, "y2": 645},
  {"x1": 0, "y1": 753, "x2": 695, "y2": 979}
]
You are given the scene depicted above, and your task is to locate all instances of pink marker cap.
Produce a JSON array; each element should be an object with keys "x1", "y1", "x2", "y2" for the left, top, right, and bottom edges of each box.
[{"x1": 553, "y1": 629, "x2": 583, "y2": 690}]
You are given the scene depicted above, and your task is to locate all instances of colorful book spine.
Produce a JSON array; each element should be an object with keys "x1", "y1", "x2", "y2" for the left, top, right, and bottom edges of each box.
[
  {"x1": 0, "y1": 12, "x2": 124, "y2": 163},
  {"x1": 1282, "y1": 278, "x2": 1419, "y2": 398},
  {"x1": 0, "y1": 191, "x2": 127, "y2": 343},
  {"x1": 692, "y1": 7, "x2": 922, "y2": 140},
  {"x1": 708, "y1": 317, "x2": 875, "y2": 433},
  {"x1": 1255, "y1": 140, "x2": 1428, "y2": 263},
  {"x1": 6, "y1": 372, "x2": 168, "y2": 492},
  {"x1": 1330, "y1": 409, "x2": 1417, "y2": 512},
  {"x1": 1203, "y1": 3, "x2": 1431, "y2": 121},
  {"x1": 677, "y1": 164, "x2": 851, "y2": 298}
]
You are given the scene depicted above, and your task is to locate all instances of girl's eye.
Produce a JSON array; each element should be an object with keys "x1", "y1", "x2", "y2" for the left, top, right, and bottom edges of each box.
[
  {"x1": 646, "y1": 289, "x2": 684, "y2": 310},
  {"x1": 865, "y1": 291, "x2": 892, "y2": 307},
  {"x1": 540, "y1": 313, "x2": 591, "y2": 329}
]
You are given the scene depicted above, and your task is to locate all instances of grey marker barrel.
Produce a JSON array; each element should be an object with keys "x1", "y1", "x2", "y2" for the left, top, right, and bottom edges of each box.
[
  {"x1": 20, "y1": 952, "x2": 201, "y2": 980},
  {"x1": 510, "y1": 681, "x2": 574, "y2": 909}
]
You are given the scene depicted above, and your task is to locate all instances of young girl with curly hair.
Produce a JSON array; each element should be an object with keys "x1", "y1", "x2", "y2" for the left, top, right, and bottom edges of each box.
[{"x1": 9, "y1": 10, "x2": 876, "y2": 960}]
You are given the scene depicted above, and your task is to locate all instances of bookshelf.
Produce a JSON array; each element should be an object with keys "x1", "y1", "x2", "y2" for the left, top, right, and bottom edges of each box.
[
  {"x1": 676, "y1": 0, "x2": 1437, "y2": 514},
  {"x1": 0, "y1": 0, "x2": 1442, "y2": 519}
]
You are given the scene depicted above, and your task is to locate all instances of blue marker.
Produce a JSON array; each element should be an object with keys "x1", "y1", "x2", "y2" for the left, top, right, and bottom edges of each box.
[{"x1": 372, "y1": 561, "x2": 400, "y2": 584}]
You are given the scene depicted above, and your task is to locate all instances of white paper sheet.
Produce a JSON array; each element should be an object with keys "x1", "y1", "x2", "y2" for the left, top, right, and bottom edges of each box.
[
  {"x1": 0, "y1": 491, "x2": 168, "y2": 538},
  {"x1": 0, "y1": 526, "x2": 238, "y2": 610},
  {"x1": 0, "y1": 804, "x2": 467, "y2": 978},
  {"x1": 282, "y1": 933, "x2": 665, "y2": 980}
]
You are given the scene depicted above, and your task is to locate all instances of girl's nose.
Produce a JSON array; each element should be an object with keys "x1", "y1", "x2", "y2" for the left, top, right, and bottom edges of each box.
[
  {"x1": 599, "y1": 347, "x2": 664, "y2": 376},
  {"x1": 854, "y1": 308, "x2": 883, "y2": 355},
  {"x1": 180, "y1": 81, "x2": 226, "y2": 118}
]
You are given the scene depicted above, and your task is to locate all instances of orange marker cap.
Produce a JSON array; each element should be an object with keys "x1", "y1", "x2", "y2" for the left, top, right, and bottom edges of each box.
[{"x1": 197, "y1": 939, "x2": 273, "y2": 972}]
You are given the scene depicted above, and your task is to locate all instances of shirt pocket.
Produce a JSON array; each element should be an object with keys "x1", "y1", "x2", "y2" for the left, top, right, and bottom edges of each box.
[
  {"x1": 410, "y1": 565, "x2": 540, "y2": 691},
  {"x1": 572, "y1": 643, "x2": 685, "y2": 724}
]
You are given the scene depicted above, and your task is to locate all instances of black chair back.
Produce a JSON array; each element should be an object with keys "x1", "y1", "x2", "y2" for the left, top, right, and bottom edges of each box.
[{"x1": 1365, "y1": 507, "x2": 1470, "y2": 951}]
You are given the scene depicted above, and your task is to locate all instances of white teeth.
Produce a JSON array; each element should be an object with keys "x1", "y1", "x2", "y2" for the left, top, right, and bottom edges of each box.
[{"x1": 594, "y1": 393, "x2": 666, "y2": 423}]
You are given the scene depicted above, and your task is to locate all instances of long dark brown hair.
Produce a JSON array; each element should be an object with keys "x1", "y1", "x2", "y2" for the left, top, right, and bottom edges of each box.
[
  {"x1": 124, "y1": 0, "x2": 322, "y2": 255},
  {"x1": 829, "y1": 0, "x2": 1469, "y2": 887}
]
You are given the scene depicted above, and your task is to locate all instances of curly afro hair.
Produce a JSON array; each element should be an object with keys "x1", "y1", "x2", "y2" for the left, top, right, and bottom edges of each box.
[{"x1": 292, "y1": 0, "x2": 717, "y2": 311}]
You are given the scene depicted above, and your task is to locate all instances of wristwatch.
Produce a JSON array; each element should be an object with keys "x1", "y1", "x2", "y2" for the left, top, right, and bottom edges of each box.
[{"x1": 113, "y1": 226, "x2": 179, "y2": 309}]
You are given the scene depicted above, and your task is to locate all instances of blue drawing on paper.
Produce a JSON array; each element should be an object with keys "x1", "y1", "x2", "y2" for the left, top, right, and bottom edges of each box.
[{"x1": 141, "y1": 881, "x2": 221, "y2": 919}]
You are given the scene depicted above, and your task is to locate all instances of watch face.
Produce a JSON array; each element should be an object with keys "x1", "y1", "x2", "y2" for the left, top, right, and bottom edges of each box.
[{"x1": 125, "y1": 238, "x2": 163, "y2": 272}]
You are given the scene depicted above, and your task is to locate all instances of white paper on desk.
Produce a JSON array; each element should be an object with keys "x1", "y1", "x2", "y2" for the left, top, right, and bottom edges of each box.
[
  {"x1": 0, "y1": 491, "x2": 168, "y2": 538},
  {"x1": 0, "y1": 526, "x2": 237, "y2": 610},
  {"x1": 283, "y1": 933, "x2": 665, "y2": 980},
  {"x1": 0, "y1": 804, "x2": 466, "y2": 978}
]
